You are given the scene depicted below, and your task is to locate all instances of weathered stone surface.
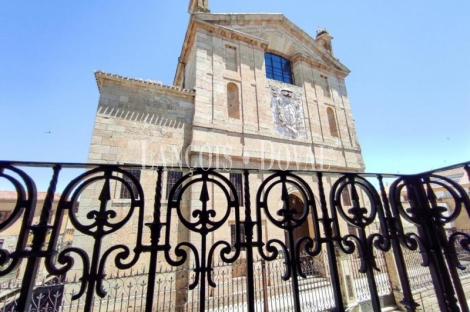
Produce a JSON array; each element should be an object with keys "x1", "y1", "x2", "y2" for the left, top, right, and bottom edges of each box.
[{"x1": 79, "y1": 10, "x2": 367, "y2": 280}]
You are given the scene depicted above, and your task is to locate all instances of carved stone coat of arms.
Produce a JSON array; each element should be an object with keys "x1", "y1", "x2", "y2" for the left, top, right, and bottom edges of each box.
[{"x1": 270, "y1": 86, "x2": 307, "y2": 139}]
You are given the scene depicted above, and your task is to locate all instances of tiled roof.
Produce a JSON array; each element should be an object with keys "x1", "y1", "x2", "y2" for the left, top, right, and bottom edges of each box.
[
  {"x1": 94, "y1": 70, "x2": 195, "y2": 94},
  {"x1": 0, "y1": 191, "x2": 62, "y2": 201}
]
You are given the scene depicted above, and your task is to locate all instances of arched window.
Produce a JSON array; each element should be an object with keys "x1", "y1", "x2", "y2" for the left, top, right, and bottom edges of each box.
[
  {"x1": 327, "y1": 107, "x2": 339, "y2": 137},
  {"x1": 264, "y1": 53, "x2": 293, "y2": 84},
  {"x1": 227, "y1": 83, "x2": 240, "y2": 119}
]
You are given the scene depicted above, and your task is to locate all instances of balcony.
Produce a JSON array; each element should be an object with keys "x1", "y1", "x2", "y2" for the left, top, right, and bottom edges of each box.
[{"x1": 0, "y1": 160, "x2": 469, "y2": 311}]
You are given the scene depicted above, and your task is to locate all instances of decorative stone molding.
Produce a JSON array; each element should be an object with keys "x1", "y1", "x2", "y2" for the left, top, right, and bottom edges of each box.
[
  {"x1": 269, "y1": 86, "x2": 307, "y2": 139},
  {"x1": 174, "y1": 17, "x2": 269, "y2": 86},
  {"x1": 95, "y1": 70, "x2": 195, "y2": 97},
  {"x1": 193, "y1": 13, "x2": 349, "y2": 74},
  {"x1": 195, "y1": 19, "x2": 269, "y2": 47},
  {"x1": 290, "y1": 54, "x2": 348, "y2": 78}
]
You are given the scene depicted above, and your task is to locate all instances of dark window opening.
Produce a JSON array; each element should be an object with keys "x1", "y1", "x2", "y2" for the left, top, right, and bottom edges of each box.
[
  {"x1": 166, "y1": 171, "x2": 183, "y2": 200},
  {"x1": 230, "y1": 173, "x2": 244, "y2": 207},
  {"x1": 265, "y1": 53, "x2": 293, "y2": 84},
  {"x1": 321, "y1": 76, "x2": 331, "y2": 97},
  {"x1": 231, "y1": 223, "x2": 246, "y2": 251},
  {"x1": 225, "y1": 45, "x2": 237, "y2": 72},
  {"x1": 120, "y1": 170, "x2": 141, "y2": 199}
]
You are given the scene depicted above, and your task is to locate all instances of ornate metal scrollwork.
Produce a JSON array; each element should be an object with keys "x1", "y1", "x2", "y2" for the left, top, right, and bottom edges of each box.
[
  {"x1": 256, "y1": 172, "x2": 319, "y2": 273},
  {"x1": 2, "y1": 160, "x2": 470, "y2": 312},
  {"x1": 388, "y1": 176, "x2": 429, "y2": 258},
  {"x1": 162, "y1": 169, "x2": 241, "y2": 311},
  {"x1": 424, "y1": 174, "x2": 470, "y2": 226},
  {"x1": 44, "y1": 166, "x2": 145, "y2": 311},
  {"x1": 255, "y1": 171, "x2": 318, "y2": 311},
  {"x1": 330, "y1": 174, "x2": 386, "y2": 311},
  {"x1": 0, "y1": 163, "x2": 37, "y2": 276},
  {"x1": 448, "y1": 231, "x2": 470, "y2": 270},
  {"x1": 389, "y1": 171, "x2": 470, "y2": 311},
  {"x1": 330, "y1": 175, "x2": 385, "y2": 269}
]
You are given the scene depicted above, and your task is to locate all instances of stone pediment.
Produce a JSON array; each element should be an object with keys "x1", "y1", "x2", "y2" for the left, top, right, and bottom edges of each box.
[
  {"x1": 174, "y1": 13, "x2": 349, "y2": 85},
  {"x1": 196, "y1": 13, "x2": 349, "y2": 75}
]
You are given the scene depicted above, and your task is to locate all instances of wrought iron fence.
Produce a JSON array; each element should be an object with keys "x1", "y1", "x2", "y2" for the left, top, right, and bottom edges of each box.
[
  {"x1": 0, "y1": 161, "x2": 469, "y2": 312},
  {"x1": 345, "y1": 249, "x2": 391, "y2": 302},
  {"x1": 0, "y1": 255, "x2": 337, "y2": 312},
  {"x1": 401, "y1": 228, "x2": 470, "y2": 293}
]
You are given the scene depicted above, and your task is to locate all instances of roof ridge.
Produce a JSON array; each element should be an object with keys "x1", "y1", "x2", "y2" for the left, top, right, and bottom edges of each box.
[{"x1": 94, "y1": 70, "x2": 196, "y2": 94}]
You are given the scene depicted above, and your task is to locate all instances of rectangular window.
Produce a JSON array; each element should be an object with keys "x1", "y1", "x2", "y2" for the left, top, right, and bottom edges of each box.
[
  {"x1": 231, "y1": 223, "x2": 246, "y2": 251},
  {"x1": 225, "y1": 45, "x2": 237, "y2": 72},
  {"x1": 321, "y1": 76, "x2": 331, "y2": 98},
  {"x1": 0, "y1": 211, "x2": 11, "y2": 223},
  {"x1": 166, "y1": 171, "x2": 183, "y2": 200},
  {"x1": 120, "y1": 170, "x2": 141, "y2": 199},
  {"x1": 230, "y1": 173, "x2": 244, "y2": 207},
  {"x1": 264, "y1": 53, "x2": 293, "y2": 84}
]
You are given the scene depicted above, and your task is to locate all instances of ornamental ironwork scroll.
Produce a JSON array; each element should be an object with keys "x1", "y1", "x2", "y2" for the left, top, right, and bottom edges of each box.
[
  {"x1": 163, "y1": 169, "x2": 242, "y2": 312},
  {"x1": 329, "y1": 174, "x2": 386, "y2": 312},
  {"x1": 255, "y1": 171, "x2": 323, "y2": 311},
  {"x1": 1, "y1": 160, "x2": 470, "y2": 312},
  {"x1": 45, "y1": 167, "x2": 145, "y2": 312},
  {"x1": 389, "y1": 172, "x2": 470, "y2": 312}
]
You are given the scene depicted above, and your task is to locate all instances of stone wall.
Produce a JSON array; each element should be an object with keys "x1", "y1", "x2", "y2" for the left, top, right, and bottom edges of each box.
[
  {"x1": 186, "y1": 23, "x2": 364, "y2": 171},
  {"x1": 89, "y1": 80, "x2": 195, "y2": 165},
  {"x1": 72, "y1": 79, "x2": 196, "y2": 277}
]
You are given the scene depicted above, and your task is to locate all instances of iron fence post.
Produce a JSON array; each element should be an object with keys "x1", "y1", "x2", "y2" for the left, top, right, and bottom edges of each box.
[
  {"x1": 380, "y1": 175, "x2": 419, "y2": 312},
  {"x1": 261, "y1": 259, "x2": 269, "y2": 312},
  {"x1": 423, "y1": 177, "x2": 469, "y2": 312},
  {"x1": 17, "y1": 166, "x2": 60, "y2": 312},
  {"x1": 145, "y1": 167, "x2": 163, "y2": 312},
  {"x1": 243, "y1": 170, "x2": 256, "y2": 312},
  {"x1": 317, "y1": 172, "x2": 345, "y2": 311},
  {"x1": 409, "y1": 176, "x2": 459, "y2": 311}
]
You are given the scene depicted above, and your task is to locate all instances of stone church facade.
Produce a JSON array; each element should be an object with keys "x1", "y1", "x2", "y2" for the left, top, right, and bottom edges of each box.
[
  {"x1": 76, "y1": 0, "x2": 366, "y2": 280},
  {"x1": 90, "y1": 0, "x2": 363, "y2": 172}
]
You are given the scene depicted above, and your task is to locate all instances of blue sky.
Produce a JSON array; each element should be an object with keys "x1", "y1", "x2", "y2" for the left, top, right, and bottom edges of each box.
[{"x1": 1, "y1": 1, "x2": 469, "y2": 190}]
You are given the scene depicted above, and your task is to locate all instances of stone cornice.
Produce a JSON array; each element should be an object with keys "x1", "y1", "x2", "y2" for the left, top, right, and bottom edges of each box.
[
  {"x1": 290, "y1": 54, "x2": 349, "y2": 78},
  {"x1": 191, "y1": 122, "x2": 362, "y2": 153},
  {"x1": 95, "y1": 70, "x2": 195, "y2": 98},
  {"x1": 174, "y1": 16, "x2": 197, "y2": 88},
  {"x1": 173, "y1": 17, "x2": 269, "y2": 87},
  {"x1": 174, "y1": 13, "x2": 351, "y2": 86},
  {"x1": 196, "y1": 13, "x2": 350, "y2": 75},
  {"x1": 196, "y1": 19, "x2": 270, "y2": 48}
]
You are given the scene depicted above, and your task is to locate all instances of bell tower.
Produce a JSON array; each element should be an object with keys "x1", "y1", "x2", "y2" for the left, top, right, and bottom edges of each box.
[{"x1": 188, "y1": 0, "x2": 210, "y2": 13}]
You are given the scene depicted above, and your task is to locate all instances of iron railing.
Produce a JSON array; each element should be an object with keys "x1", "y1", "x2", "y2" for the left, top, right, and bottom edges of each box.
[
  {"x1": 401, "y1": 228, "x2": 470, "y2": 292},
  {"x1": 0, "y1": 161, "x2": 469, "y2": 311}
]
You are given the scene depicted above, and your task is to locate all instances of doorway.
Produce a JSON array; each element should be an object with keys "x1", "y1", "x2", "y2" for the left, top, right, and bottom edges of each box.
[{"x1": 289, "y1": 194, "x2": 310, "y2": 244}]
